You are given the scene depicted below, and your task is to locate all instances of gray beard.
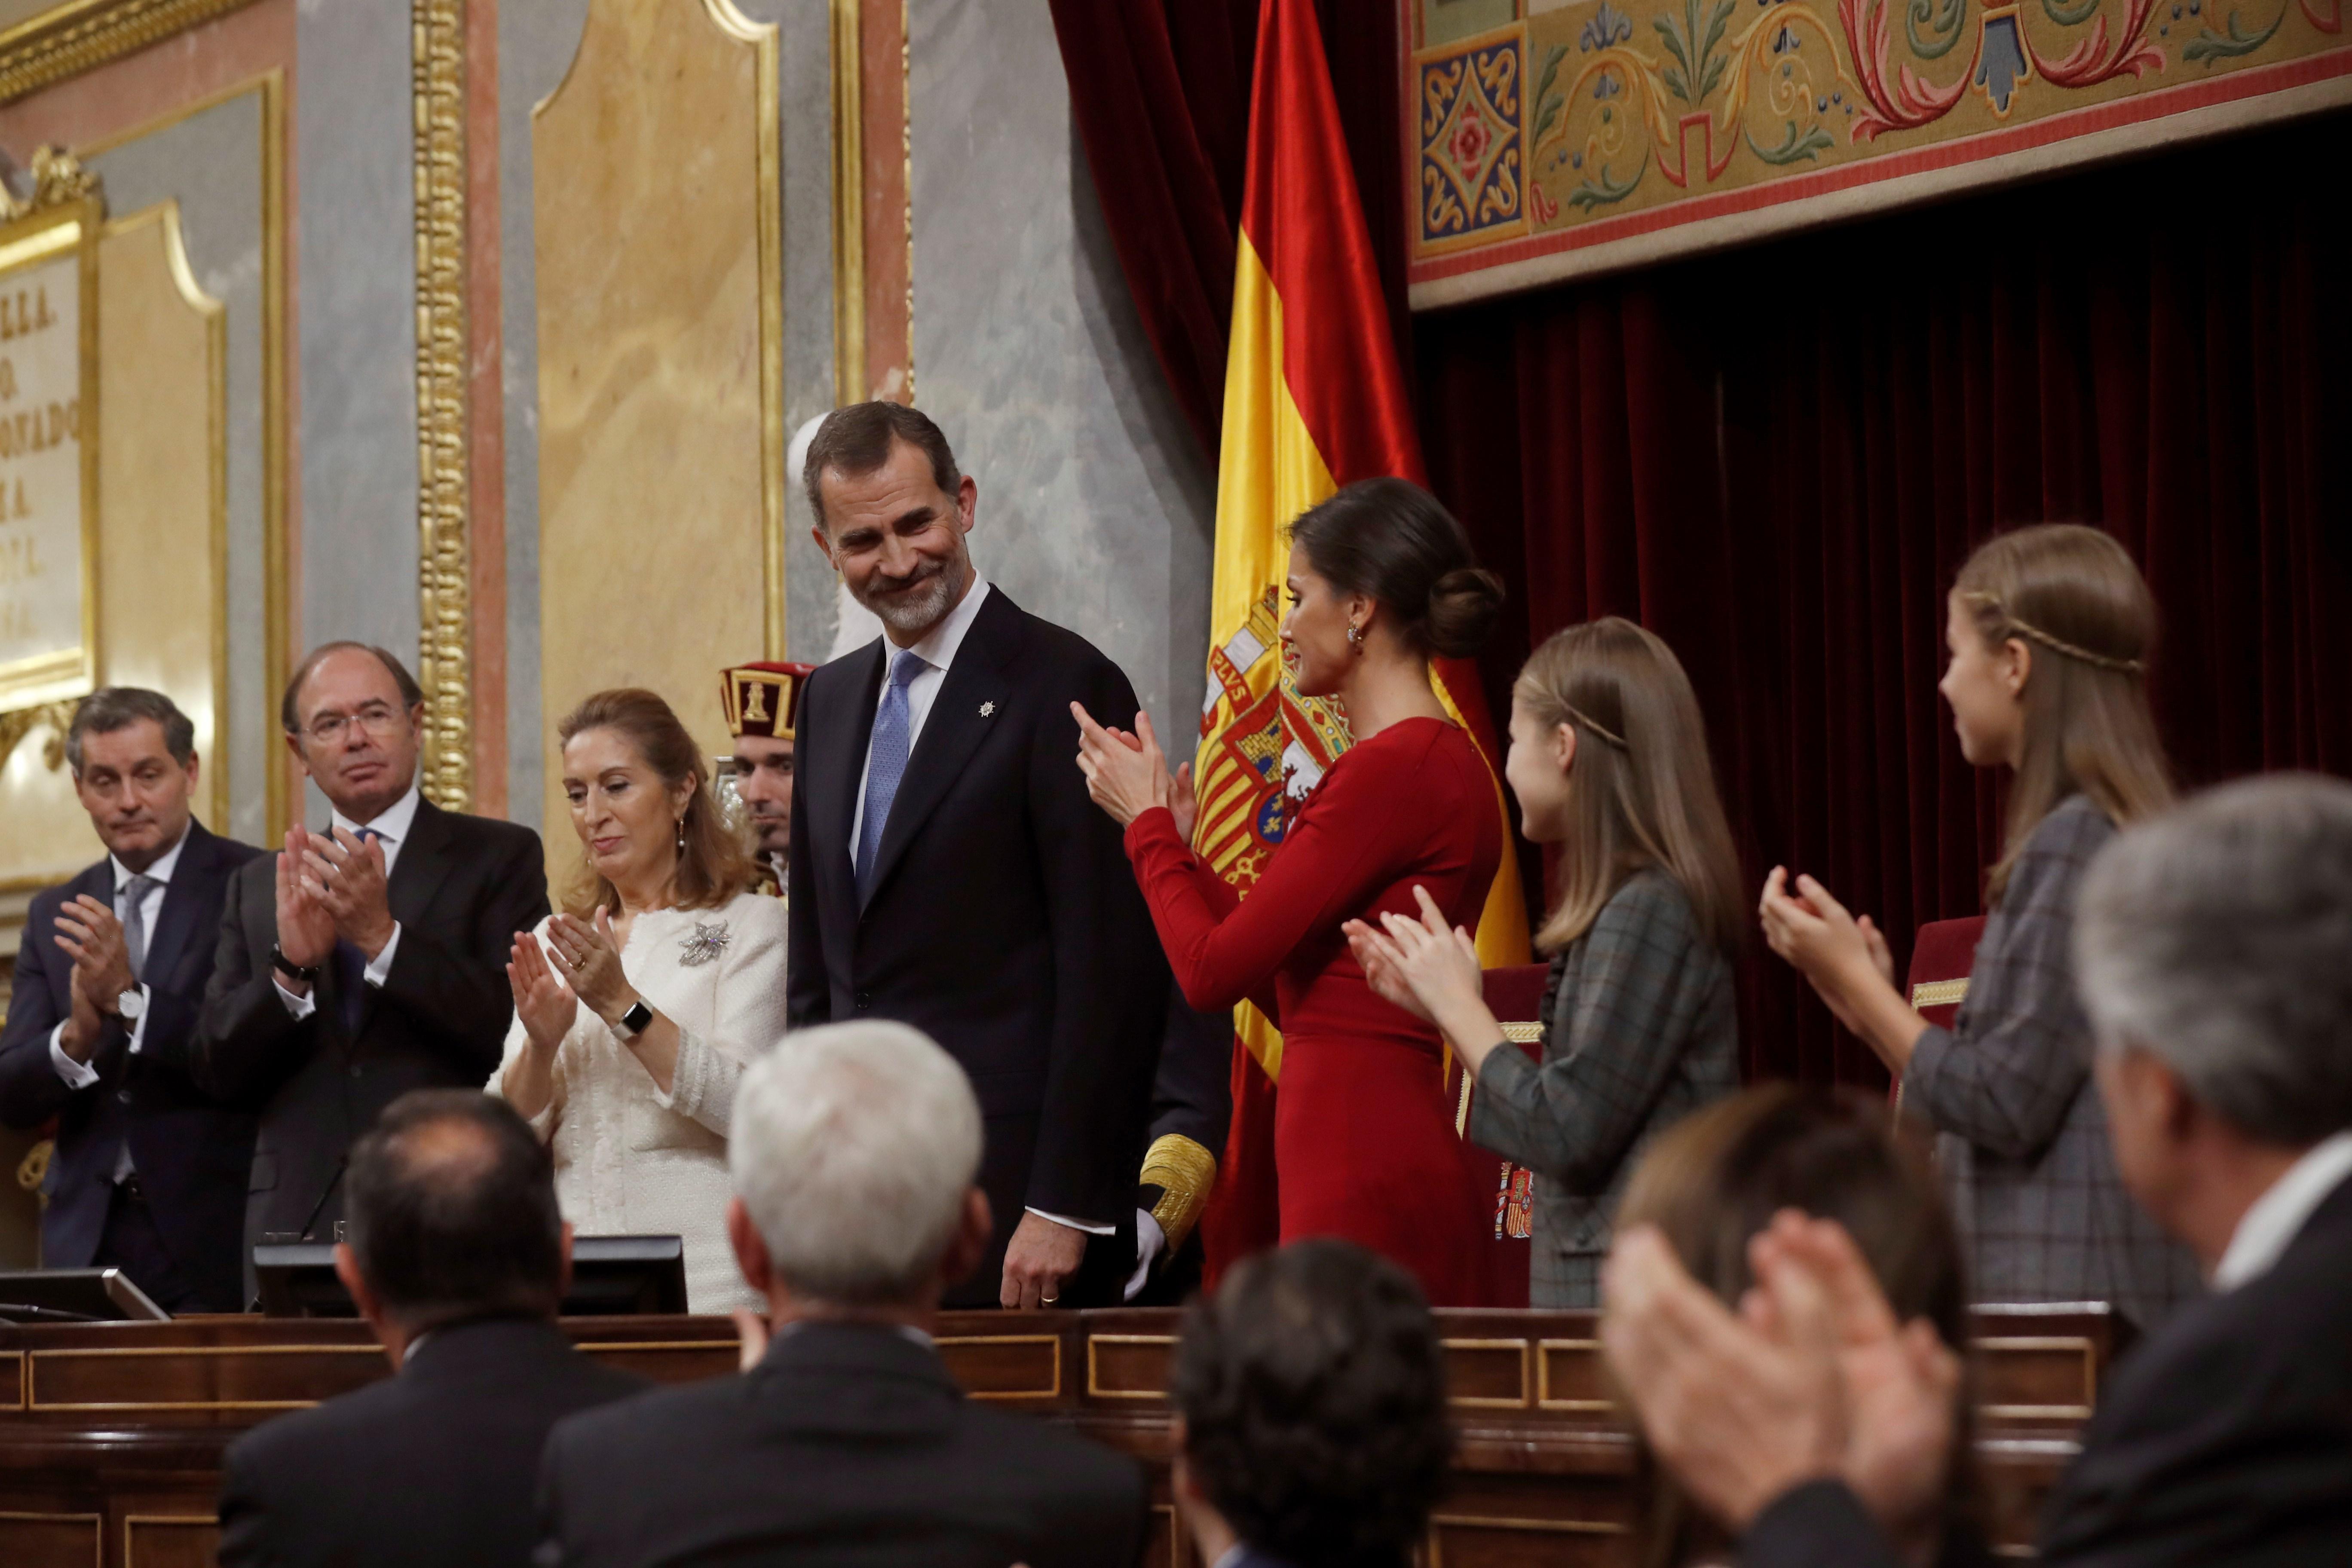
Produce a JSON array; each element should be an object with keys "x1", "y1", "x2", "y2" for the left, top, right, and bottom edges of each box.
[{"x1": 855, "y1": 555, "x2": 968, "y2": 637}]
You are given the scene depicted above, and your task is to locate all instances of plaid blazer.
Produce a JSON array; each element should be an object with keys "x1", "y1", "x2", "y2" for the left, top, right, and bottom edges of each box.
[
  {"x1": 1469, "y1": 870, "x2": 1739, "y2": 1307},
  {"x1": 1903, "y1": 794, "x2": 2203, "y2": 1332}
]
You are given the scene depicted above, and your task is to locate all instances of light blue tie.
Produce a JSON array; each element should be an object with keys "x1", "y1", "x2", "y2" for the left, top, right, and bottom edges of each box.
[{"x1": 856, "y1": 649, "x2": 926, "y2": 896}]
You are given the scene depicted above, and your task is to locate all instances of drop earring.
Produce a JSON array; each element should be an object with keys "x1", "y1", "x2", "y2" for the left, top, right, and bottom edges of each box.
[
  {"x1": 1346, "y1": 622, "x2": 1365, "y2": 654},
  {"x1": 675, "y1": 818, "x2": 687, "y2": 853}
]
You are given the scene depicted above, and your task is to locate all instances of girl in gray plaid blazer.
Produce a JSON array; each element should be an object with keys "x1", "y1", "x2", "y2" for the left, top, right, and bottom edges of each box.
[
  {"x1": 1758, "y1": 525, "x2": 2201, "y2": 1331},
  {"x1": 1348, "y1": 618, "x2": 1744, "y2": 1307}
]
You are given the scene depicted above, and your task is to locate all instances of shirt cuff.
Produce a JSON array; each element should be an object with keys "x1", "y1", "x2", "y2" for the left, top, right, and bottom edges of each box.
[
  {"x1": 126, "y1": 985, "x2": 151, "y2": 1056},
  {"x1": 1124, "y1": 1208, "x2": 1166, "y2": 1302},
  {"x1": 364, "y1": 924, "x2": 401, "y2": 986},
  {"x1": 275, "y1": 978, "x2": 318, "y2": 1021},
  {"x1": 49, "y1": 1023, "x2": 99, "y2": 1090},
  {"x1": 1025, "y1": 1205, "x2": 1117, "y2": 1237}
]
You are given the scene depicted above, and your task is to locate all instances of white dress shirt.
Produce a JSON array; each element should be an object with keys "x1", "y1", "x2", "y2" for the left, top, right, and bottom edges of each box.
[
  {"x1": 848, "y1": 575, "x2": 992, "y2": 850},
  {"x1": 275, "y1": 783, "x2": 422, "y2": 1019},
  {"x1": 2211, "y1": 1128, "x2": 2352, "y2": 1291},
  {"x1": 842, "y1": 577, "x2": 1109, "y2": 1242},
  {"x1": 48, "y1": 828, "x2": 193, "y2": 1101}
]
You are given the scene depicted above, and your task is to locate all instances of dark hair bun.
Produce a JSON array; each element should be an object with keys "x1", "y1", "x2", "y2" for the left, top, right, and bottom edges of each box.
[{"x1": 1424, "y1": 567, "x2": 1504, "y2": 659}]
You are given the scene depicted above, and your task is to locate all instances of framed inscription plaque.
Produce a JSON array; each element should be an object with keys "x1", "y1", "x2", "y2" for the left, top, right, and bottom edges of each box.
[{"x1": 0, "y1": 157, "x2": 99, "y2": 714}]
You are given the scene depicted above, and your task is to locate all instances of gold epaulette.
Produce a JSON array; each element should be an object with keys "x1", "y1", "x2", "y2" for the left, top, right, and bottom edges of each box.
[{"x1": 1139, "y1": 1133, "x2": 1217, "y2": 1254}]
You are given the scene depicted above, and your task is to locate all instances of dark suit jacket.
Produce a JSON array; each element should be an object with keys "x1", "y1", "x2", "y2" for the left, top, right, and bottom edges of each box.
[
  {"x1": 194, "y1": 796, "x2": 548, "y2": 1259},
  {"x1": 0, "y1": 821, "x2": 263, "y2": 1309},
  {"x1": 787, "y1": 587, "x2": 1170, "y2": 1305},
  {"x1": 1740, "y1": 1172, "x2": 2352, "y2": 1568},
  {"x1": 536, "y1": 1320, "x2": 1149, "y2": 1568},
  {"x1": 218, "y1": 1316, "x2": 646, "y2": 1568}
]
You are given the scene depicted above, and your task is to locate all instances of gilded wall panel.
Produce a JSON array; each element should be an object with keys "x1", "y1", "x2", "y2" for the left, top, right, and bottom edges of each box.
[{"x1": 532, "y1": 0, "x2": 783, "y2": 868}]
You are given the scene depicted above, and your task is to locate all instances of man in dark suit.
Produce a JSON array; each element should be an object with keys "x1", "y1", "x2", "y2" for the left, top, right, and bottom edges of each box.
[
  {"x1": 218, "y1": 1090, "x2": 644, "y2": 1568},
  {"x1": 1130, "y1": 987, "x2": 1231, "y2": 1303},
  {"x1": 196, "y1": 643, "x2": 548, "y2": 1271},
  {"x1": 1601, "y1": 775, "x2": 2352, "y2": 1568},
  {"x1": 786, "y1": 401, "x2": 1169, "y2": 1309},
  {"x1": 537, "y1": 1020, "x2": 1148, "y2": 1568},
  {"x1": 0, "y1": 689, "x2": 263, "y2": 1312}
]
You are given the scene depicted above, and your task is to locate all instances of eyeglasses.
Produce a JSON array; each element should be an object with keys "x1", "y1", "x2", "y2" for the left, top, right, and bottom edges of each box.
[{"x1": 303, "y1": 703, "x2": 405, "y2": 746}]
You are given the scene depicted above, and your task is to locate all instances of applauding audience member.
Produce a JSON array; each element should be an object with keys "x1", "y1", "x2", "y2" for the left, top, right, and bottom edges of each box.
[
  {"x1": 198, "y1": 643, "x2": 550, "y2": 1262},
  {"x1": 536, "y1": 1022, "x2": 1147, "y2": 1568},
  {"x1": 1609, "y1": 1087, "x2": 1986, "y2": 1568},
  {"x1": 217, "y1": 1092, "x2": 645, "y2": 1568},
  {"x1": 1758, "y1": 526, "x2": 2199, "y2": 1331},
  {"x1": 0, "y1": 689, "x2": 262, "y2": 1311},
  {"x1": 1168, "y1": 1239, "x2": 1452, "y2": 1568},
  {"x1": 1612, "y1": 775, "x2": 2352, "y2": 1568},
  {"x1": 1348, "y1": 618, "x2": 1743, "y2": 1306},
  {"x1": 492, "y1": 689, "x2": 784, "y2": 1313}
]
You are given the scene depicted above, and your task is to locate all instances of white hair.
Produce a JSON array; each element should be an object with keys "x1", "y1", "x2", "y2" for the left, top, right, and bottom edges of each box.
[
  {"x1": 729, "y1": 1021, "x2": 983, "y2": 1304},
  {"x1": 2075, "y1": 773, "x2": 2352, "y2": 1145}
]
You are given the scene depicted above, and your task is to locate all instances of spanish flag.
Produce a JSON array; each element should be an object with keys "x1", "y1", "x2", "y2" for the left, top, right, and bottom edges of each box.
[{"x1": 1194, "y1": 0, "x2": 1529, "y2": 1281}]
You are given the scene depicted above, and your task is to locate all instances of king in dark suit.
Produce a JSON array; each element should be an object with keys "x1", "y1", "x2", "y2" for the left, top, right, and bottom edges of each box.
[
  {"x1": 0, "y1": 689, "x2": 263, "y2": 1312},
  {"x1": 787, "y1": 403, "x2": 1169, "y2": 1309},
  {"x1": 195, "y1": 643, "x2": 548, "y2": 1272}
]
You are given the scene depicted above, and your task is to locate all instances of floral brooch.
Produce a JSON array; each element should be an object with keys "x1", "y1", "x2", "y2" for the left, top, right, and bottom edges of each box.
[{"x1": 678, "y1": 920, "x2": 731, "y2": 967}]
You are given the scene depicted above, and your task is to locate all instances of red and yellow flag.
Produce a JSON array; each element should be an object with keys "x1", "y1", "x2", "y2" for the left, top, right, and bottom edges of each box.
[{"x1": 1194, "y1": 0, "x2": 1528, "y2": 1278}]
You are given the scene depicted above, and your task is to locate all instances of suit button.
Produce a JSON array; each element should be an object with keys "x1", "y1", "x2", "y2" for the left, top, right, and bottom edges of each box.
[
  {"x1": 349, "y1": 1064, "x2": 364, "y2": 1078},
  {"x1": 854, "y1": 991, "x2": 871, "y2": 1012},
  {"x1": 116, "y1": 1090, "x2": 131, "y2": 1105}
]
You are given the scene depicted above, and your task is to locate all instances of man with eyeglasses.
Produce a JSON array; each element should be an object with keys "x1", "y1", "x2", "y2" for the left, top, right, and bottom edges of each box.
[{"x1": 196, "y1": 643, "x2": 549, "y2": 1290}]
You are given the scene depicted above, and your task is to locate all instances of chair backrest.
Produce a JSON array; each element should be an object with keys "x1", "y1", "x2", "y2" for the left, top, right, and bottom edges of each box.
[
  {"x1": 1907, "y1": 916, "x2": 1988, "y2": 1033},
  {"x1": 1446, "y1": 965, "x2": 1552, "y2": 1308}
]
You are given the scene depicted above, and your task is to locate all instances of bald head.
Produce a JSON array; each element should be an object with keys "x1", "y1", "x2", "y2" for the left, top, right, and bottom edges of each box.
[{"x1": 344, "y1": 1091, "x2": 564, "y2": 1330}]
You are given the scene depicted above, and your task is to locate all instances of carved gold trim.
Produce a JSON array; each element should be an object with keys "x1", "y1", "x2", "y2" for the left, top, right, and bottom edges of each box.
[
  {"x1": 1084, "y1": 1332, "x2": 1174, "y2": 1401},
  {"x1": 0, "y1": 0, "x2": 264, "y2": 105},
  {"x1": 413, "y1": 0, "x2": 472, "y2": 810},
  {"x1": 1977, "y1": 1334, "x2": 2099, "y2": 1422},
  {"x1": 0, "y1": 1348, "x2": 23, "y2": 1409},
  {"x1": 0, "y1": 701, "x2": 76, "y2": 772},
  {"x1": 1139, "y1": 1132, "x2": 1215, "y2": 1254},
  {"x1": 830, "y1": 0, "x2": 864, "y2": 405},
  {"x1": 1913, "y1": 977, "x2": 1969, "y2": 1008}
]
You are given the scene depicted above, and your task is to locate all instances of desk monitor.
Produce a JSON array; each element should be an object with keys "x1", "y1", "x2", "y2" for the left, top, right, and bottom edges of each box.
[
  {"x1": 0, "y1": 1268, "x2": 169, "y2": 1323},
  {"x1": 254, "y1": 1235, "x2": 689, "y2": 1317}
]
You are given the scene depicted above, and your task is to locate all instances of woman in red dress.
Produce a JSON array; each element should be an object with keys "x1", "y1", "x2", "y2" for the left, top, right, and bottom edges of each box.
[{"x1": 1073, "y1": 478, "x2": 1506, "y2": 1305}]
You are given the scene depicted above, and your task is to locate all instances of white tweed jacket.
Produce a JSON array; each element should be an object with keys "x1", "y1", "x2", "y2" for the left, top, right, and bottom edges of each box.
[{"x1": 488, "y1": 890, "x2": 788, "y2": 1314}]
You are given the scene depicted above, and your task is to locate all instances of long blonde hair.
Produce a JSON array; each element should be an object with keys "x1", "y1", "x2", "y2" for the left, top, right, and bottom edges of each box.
[
  {"x1": 1953, "y1": 525, "x2": 2172, "y2": 903},
  {"x1": 1514, "y1": 618, "x2": 1743, "y2": 955},
  {"x1": 555, "y1": 688, "x2": 756, "y2": 917}
]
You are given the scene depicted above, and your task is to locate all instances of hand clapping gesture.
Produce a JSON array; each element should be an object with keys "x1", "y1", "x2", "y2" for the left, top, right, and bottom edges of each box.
[
  {"x1": 1342, "y1": 885, "x2": 1499, "y2": 1069},
  {"x1": 1070, "y1": 704, "x2": 1196, "y2": 839},
  {"x1": 294, "y1": 827, "x2": 396, "y2": 958},
  {"x1": 54, "y1": 894, "x2": 136, "y2": 1007},
  {"x1": 542, "y1": 908, "x2": 641, "y2": 1028},
  {"x1": 507, "y1": 931, "x2": 579, "y2": 1053},
  {"x1": 1758, "y1": 867, "x2": 1914, "y2": 1067}
]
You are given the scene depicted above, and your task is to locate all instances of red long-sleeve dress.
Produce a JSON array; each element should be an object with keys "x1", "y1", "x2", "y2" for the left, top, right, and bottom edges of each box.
[{"x1": 1122, "y1": 716, "x2": 1502, "y2": 1305}]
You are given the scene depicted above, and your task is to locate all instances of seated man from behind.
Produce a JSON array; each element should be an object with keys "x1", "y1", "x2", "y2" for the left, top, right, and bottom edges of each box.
[
  {"x1": 1167, "y1": 1239, "x2": 1453, "y2": 1568},
  {"x1": 218, "y1": 1091, "x2": 646, "y2": 1568},
  {"x1": 536, "y1": 1020, "x2": 1148, "y2": 1568},
  {"x1": 1604, "y1": 773, "x2": 2352, "y2": 1568}
]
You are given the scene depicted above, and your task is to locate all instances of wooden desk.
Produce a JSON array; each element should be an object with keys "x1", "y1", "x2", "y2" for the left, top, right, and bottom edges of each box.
[{"x1": 0, "y1": 1304, "x2": 2111, "y2": 1568}]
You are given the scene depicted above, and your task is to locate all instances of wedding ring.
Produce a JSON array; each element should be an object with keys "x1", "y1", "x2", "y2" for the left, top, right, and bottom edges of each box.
[{"x1": 1040, "y1": 1293, "x2": 1059, "y2": 1305}]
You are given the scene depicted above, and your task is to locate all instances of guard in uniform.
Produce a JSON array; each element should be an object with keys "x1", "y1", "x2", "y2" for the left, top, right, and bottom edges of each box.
[{"x1": 720, "y1": 661, "x2": 815, "y2": 898}]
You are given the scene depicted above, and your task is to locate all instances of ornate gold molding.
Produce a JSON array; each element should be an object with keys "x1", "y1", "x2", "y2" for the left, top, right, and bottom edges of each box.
[
  {"x1": 412, "y1": 0, "x2": 471, "y2": 811},
  {"x1": 0, "y1": 701, "x2": 76, "y2": 773},
  {"x1": 0, "y1": 0, "x2": 265, "y2": 105},
  {"x1": 830, "y1": 0, "x2": 863, "y2": 407}
]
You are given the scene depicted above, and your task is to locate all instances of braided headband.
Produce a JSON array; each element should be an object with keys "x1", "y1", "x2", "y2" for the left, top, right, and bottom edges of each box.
[
  {"x1": 1565, "y1": 702, "x2": 1628, "y2": 750},
  {"x1": 1961, "y1": 591, "x2": 2146, "y2": 676}
]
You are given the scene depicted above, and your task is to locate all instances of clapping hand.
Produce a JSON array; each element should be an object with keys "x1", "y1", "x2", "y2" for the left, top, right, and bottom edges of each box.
[
  {"x1": 298, "y1": 827, "x2": 395, "y2": 959},
  {"x1": 1759, "y1": 868, "x2": 1896, "y2": 1039},
  {"x1": 543, "y1": 908, "x2": 638, "y2": 1025},
  {"x1": 1343, "y1": 885, "x2": 1486, "y2": 1045},
  {"x1": 507, "y1": 931, "x2": 578, "y2": 1052},
  {"x1": 53, "y1": 894, "x2": 135, "y2": 1008},
  {"x1": 1071, "y1": 704, "x2": 1194, "y2": 837},
  {"x1": 273, "y1": 829, "x2": 337, "y2": 983}
]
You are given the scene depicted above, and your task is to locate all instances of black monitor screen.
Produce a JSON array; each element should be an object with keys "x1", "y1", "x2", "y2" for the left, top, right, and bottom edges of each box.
[{"x1": 254, "y1": 1235, "x2": 689, "y2": 1318}]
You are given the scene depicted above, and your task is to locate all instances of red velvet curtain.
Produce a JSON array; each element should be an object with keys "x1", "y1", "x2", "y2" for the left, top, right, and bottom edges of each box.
[{"x1": 1054, "y1": 7, "x2": 2352, "y2": 1087}]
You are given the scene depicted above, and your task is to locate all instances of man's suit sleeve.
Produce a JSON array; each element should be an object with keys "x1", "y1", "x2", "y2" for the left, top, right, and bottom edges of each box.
[
  {"x1": 136, "y1": 845, "x2": 262, "y2": 1090},
  {"x1": 371, "y1": 823, "x2": 550, "y2": 1082},
  {"x1": 1739, "y1": 1480, "x2": 1909, "y2": 1568},
  {"x1": 1022, "y1": 655, "x2": 1172, "y2": 1225},
  {"x1": 0, "y1": 888, "x2": 76, "y2": 1128},
  {"x1": 786, "y1": 676, "x2": 829, "y2": 1029},
  {"x1": 195, "y1": 856, "x2": 312, "y2": 1108},
  {"x1": 213, "y1": 1428, "x2": 275, "y2": 1568}
]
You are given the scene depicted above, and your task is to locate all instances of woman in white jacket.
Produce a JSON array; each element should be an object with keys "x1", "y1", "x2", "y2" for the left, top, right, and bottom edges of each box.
[{"x1": 492, "y1": 688, "x2": 785, "y2": 1313}]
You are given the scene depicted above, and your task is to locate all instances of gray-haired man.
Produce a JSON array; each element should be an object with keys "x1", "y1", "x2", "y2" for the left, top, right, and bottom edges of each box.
[
  {"x1": 0, "y1": 688, "x2": 263, "y2": 1311},
  {"x1": 536, "y1": 1021, "x2": 1148, "y2": 1568},
  {"x1": 1602, "y1": 773, "x2": 2352, "y2": 1568}
]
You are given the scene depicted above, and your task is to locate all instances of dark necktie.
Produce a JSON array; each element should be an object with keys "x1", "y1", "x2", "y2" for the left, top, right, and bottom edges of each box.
[{"x1": 332, "y1": 828, "x2": 383, "y2": 1035}]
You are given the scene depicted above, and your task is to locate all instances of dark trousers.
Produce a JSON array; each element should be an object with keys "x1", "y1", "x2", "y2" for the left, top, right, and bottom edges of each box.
[{"x1": 93, "y1": 1179, "x2": 208, "y2": 1314}]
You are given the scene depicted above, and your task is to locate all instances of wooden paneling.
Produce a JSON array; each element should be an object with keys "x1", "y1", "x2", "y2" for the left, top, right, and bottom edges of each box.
[
  {"x1": 121, "y1": 1515, "x2": 214, "y2": 1568},
  {"x1": 0, "y1": 1510, "x2": 100, "y2": 1568}
]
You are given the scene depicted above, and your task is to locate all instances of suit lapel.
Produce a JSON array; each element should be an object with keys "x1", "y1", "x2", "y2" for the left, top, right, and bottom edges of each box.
[
  {"x1": 137, "y1": 821, "x2": 217, "y2": 993},
  {"x1": 816, "y1": 640, "x2": 885, "y2": 928},
  {"x1": 860, "y1": 590, "x2": 1023, "y2": 911}
]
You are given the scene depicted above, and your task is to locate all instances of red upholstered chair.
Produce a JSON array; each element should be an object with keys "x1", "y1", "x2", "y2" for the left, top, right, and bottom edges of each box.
[
  {"x1": 1446, "y1": 964, "x2": 1550, "y2": 1307},
  {"x1": 1907, "y1": 916, "x2": 1987, "y2": 1033}
]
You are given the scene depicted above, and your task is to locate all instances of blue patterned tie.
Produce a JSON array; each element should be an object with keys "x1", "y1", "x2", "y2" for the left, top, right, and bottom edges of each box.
[
  {"x1": 856, "y1": 649, "x2": 926, "y2": 897},
  {"x1": 333, "y1": 828, "x2": 383, "y2": 1035}
]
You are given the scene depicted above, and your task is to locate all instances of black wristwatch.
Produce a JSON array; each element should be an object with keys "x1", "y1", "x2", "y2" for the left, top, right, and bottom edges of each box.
[
  {"x1": 613, "y1": 999, "x2": 655, "y2": 1040},
  {"x1": 271, "y1": 944, "x2": 323, "y2": 984}
]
